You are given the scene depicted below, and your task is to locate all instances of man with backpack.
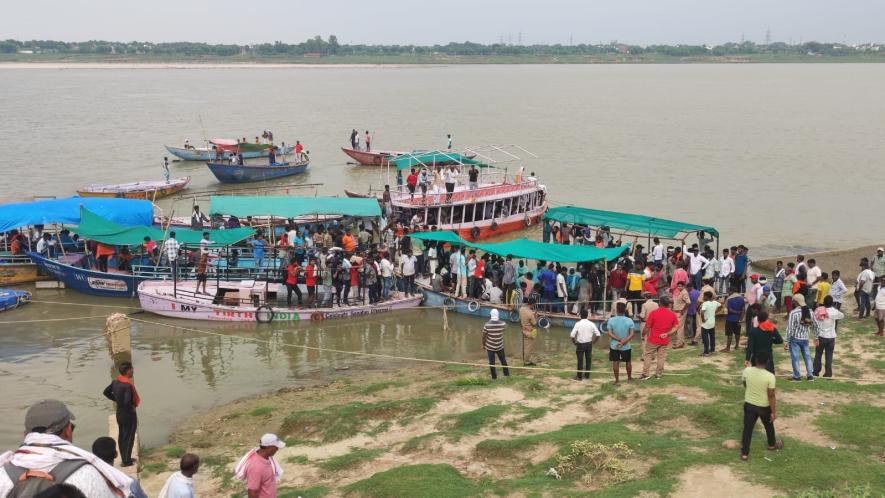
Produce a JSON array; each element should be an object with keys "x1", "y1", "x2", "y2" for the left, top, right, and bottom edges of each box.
[{"x1": 0, "y1": 399, "x2": 135, "y2": 498}]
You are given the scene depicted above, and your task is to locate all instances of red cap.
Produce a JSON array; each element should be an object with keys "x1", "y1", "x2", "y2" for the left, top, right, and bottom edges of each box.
[{"x1": 750, "y1": 273, "x2": 759, "y2": 281}]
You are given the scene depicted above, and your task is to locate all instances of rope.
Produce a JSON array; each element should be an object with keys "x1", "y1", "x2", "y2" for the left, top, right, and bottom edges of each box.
[
  {"x1": 0, "y1": 315, "x2": 110, "y2": 324},
  {"x1": 28, "y1": 299, "x2": 143, "y2": 310}
]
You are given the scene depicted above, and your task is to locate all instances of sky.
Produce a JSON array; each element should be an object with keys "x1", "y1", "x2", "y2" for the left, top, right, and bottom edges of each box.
[{"x1": 2, "y1": 0, "x2": 883, "y2": 46}]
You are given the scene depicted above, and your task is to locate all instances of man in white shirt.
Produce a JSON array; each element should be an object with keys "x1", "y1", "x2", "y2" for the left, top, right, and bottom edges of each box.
[
  {"x1": 570, "y1": 309, "x2": 601, "y2": 381},
  {"x1": 876, "y1": 276, "x2": 885, "y2": 336},
  {"x1": 652, "y1": 237, "x2": 664, "y2": 265},
  {"x1": 488, "y1": 285, "x2": 504, "y2": 304},
  {"x1": 688, "y1": 248, "x2": 709, "y2": 290},
  {"x1": 806, "y1": 258, "x2": 822, "y2": 303},
  {"x1": 857, "y1": 261, "x2": 876, "y2": 319},
  {"x1": 827, "y1": 270, "x2": 848, "y2": 310},
  {"x1": 158, "y1": 453, "x2": 199, "y2": 498},
  {"x1": 556, "y1": 267, "x2": 568, "y2": 314},
  {"x1": 164, "y1": 232, "x2": 181, "y2": 275},
  {"x1": 718, "y1": 249, "x2": 735, "y2": 296},
  {"x1": 380, "y1": 254, "x2": 395, "y2": 301},
  {"x1": 400, "y1": 250, "x2": 418, "y2": 297}
]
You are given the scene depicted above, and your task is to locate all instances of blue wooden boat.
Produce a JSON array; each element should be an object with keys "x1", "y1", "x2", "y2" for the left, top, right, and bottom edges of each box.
[
  {"x1": 165, "y1": 144, "x2": 294, "y2": 161},
  {"x1": 420, "y1": 284, "x2": 608, "y2": 331},
  {"x1": 28, "y1": 252, "x2": 146, "y2": 298},
  {"x1": 206, "y1": 160, "x2": 309, "y2": 184},
  {"x1": 0, "y1": 288, "x2": 31, "y2": 312}
]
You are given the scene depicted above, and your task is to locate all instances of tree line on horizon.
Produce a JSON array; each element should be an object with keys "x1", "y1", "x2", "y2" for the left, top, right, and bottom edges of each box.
[{"x1": 1, "y1": 36, "x2": 882, "y2": 58}]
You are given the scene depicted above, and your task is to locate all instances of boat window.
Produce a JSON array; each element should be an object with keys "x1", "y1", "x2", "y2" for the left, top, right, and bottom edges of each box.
[
  {"x1": 427, "y1": 208, "x2": 438, "y2": 226},
  {"x1": 440, "y1": 206, "x2": 451, "y2": 225},
  {"x1": 464, "y1": 203, "x2": 475, "y2": 223},
  {"x1": 452, "y1": 205, "x2": 463, "y2": 224},
  {"x1": 484, "y1": 202, "x2": 494, "y2": 220}
]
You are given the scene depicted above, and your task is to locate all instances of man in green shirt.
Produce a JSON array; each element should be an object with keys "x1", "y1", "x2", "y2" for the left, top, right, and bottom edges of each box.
[{"x1": 740, "y1": 351, "x2": 784, "y2": 460}]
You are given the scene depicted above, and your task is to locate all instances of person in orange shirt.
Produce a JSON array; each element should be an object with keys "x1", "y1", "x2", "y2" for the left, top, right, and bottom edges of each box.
[
  {"x1": 96, "y1": 242, "x2": 115, "y2": 272},
  {"x1": 342, "y1": 232, "x2": 356, "y2": 253}
]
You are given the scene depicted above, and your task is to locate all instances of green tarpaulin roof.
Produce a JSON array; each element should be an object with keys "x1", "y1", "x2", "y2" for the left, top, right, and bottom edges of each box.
[
  {"x1": 390, "y1": 151, "x2": 488, "y2": 170},
  {"x1": 73, "y1": 208, "x2": 254, "y2": 246},
  {"x1": 209, "y1": 196, "x2": 381, "y2": 218},
  {"x1": 411, "y1": 231, "x2": 627, "y2": 263},
  {"x1": 544, "y1": 206, "x2": 719, "y2": 238}
]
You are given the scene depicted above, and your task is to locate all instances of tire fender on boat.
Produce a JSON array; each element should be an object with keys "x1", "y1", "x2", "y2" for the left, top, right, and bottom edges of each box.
[
  {"x1": 524, "y1": 215, "x2": 532, "y2": 227},
  {"x1": 443, "y1": 297, "x2": 456, "y2": 308},
  {"x1": 509, "y1": 310, "x2": 519, "y2": 323},
  {"x1": 310, "y1": 311, "x2": 325, "y2": 322},
  {"x1": 470, "y1": 226, "x2": 480, "y2": 239},
  {"x1": 467, "y1": 300, "x2": 480, "y2": 312},
  {"x1": 256, "y1": 305, "x2": 275, "y2": 323},
  {"x1": 537, "y1": 316, "x2": 551, "y2": 329},
  {"x1": 490, "y1": 220, "x2": 498, "y2": 231}
]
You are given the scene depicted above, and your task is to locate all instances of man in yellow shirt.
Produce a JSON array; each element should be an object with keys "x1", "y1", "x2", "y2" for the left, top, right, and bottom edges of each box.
[
  {"x1": 626, "y1": 268, "x2": 645, "y2": 316},
  {"x1": 816, "y1": 272, "x2": 831, "y2": 307},
  {"x1": 740, "y1": 351, "x2": 783, "y2": 460}
]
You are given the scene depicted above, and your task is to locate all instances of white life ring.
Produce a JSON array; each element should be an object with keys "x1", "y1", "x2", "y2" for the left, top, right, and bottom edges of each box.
[
  {"x1": 467, "y1": 300, "x2": 480, "y2": 312},
  {"x1": 537, "y1": 316, "x2": 551, "y2": 329}
]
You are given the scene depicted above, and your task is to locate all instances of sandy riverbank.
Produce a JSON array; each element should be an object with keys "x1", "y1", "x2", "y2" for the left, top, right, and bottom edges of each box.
[
  {"x1": 136, "y1": 312, "x2": 885, "y2": 497},
  {"x1": 752, "y1": 244, "x2": 881, "y2": 281}
]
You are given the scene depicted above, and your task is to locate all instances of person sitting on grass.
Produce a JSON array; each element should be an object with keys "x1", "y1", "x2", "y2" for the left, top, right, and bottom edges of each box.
[{"x1": 740, "y1": 350, "x2": 784, "y2": 461}]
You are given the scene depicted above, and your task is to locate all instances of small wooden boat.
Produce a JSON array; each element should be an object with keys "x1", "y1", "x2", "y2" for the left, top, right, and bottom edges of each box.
[
  {"x1": 138, "y1": 279, "x2": 423, "y2": 323},
  {"x1": 344, "y1": 190, "x2": 377, "y2": 199},
  {"x1": 77, "y1": 177, "x2": 191, "y2": 200},
  {"x1": 0, "y1": 288, "x2": 31, "y2": 312},
  {"x1": 166, "y1": 142, "x2": 294, "y2": 161},
  {"x1": 0, "y1": 252, "x2": 53, "y2": 285},
  {"x1": 341, "y1": 147, "x2": 404, "y2": 166},
  {"x1": 207, "y1": 160, "x2": 309, "y2": 184}
]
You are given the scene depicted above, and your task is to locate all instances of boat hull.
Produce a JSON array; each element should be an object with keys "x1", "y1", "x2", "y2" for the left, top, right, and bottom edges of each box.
[
  {"x1": 341, "y1": 147, "x2": 402, "y2": 166},
  {"x1": 0, "y1": 261, "x2": 52, "y2": 285},
  {"x1": 455, "y1": 208, "x2": 546, "y2": 241},
  {"x1": 0, "y1": 288, "x2": 31, "y2": 312},
  {"x1": 420, "y1": 285, "x2": 595, "y2": 330},
  {"x1": 77, "y1": 177, "x2": 191, "y2": 200},
  {"x1": 166, "y1": 145, "x2": 294, "y2": 161},
  {"x1": 207, "y1": 161, "x2": 309, "y2": 184},
  {"x1": 138, "y1": 280, "x2": 423, "y2": 322},
  {"x1": 28, "y1": 252, "x2": 142, "y2": 297}
]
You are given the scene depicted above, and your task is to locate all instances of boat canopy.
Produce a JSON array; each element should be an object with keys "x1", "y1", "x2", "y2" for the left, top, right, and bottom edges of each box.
[
  {"x1": 209, "y1": 196, "x2": 381, "y2": 218},
  {"x1": 390, "y1": 151, "x2": 489, "y2": 170},
  {"x1": 0, "y1": 197, "x2": 153, "y2": 233},
  {"x1": 411, "y1": 231, "x2": 627, "y2": 263},
  {"x1": 545, "y1": 206, "x2": 719, "y2": 239},
  {"x1": 72, "y1": 208, "x2": 254, "y2": 246}
]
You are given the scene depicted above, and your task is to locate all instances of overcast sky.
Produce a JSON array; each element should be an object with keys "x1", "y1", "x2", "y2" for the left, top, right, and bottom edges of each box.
[{"x1": 3, "y1": 0, "x2": 882, "y2": 46}]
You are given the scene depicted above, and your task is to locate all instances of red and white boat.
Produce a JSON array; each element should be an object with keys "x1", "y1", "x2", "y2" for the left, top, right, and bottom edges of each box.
[
  {"x1": 137, "y1": 279, "x2": 423, "y2": 323},
  {"x1": 388, "y1": 146, "x2": 547, "y2": 241},
  {"x1": 341, "y1": 147, "x2": 405, "y2": 166}
]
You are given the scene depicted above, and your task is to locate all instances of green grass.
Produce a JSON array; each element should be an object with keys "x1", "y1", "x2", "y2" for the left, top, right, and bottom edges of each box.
[
  {"x1": 286, "y1": 455, "x2": 309, "y2": 465},
  {"x1": 164, "y1": 445, "x2": 184, "y2": 459},
  {"x1": 249, "y1": 406, "x2": 275, "y2": 416},
  {"x1": 359, "y1": 381, "x2": 405, "y2": 395},
  {"x1": 444, "y1": 405, "x2": 509, "y2": 440},
  {"x1": 318, "y1": 448, "x2": 384, "y2": 472},
  {"x1": 200, "y1": 454, "x2": 236, "y2": 490},
  {"x1": 814, "y1": 403, "x2": 885, "y2": 451},
  {"x1": 868, "y1": 359, "x2": 885, "y2": 372},
  {"x1": 399, "y1": 432, "x2": 442, "y2": 454},
  {"x1": 343, "y1": 464, "x2": 482, "y2": 497},
  {"x1": 280, "y1": 397, "x2": 437, "y2": 443},
  {"x1": 140, "y1": 462, "x2": 168, "y2": 476}
]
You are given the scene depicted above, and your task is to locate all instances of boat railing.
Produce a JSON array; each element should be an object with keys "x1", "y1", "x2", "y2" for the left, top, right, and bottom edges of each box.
[{"x1": 391, "y1": 178, "x2": 540, "y2": 206}]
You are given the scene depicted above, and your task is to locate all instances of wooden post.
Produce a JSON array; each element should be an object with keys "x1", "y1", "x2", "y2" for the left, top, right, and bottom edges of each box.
[{"x1": 103, "y1": 313, "x2": 139, "y2": 477}]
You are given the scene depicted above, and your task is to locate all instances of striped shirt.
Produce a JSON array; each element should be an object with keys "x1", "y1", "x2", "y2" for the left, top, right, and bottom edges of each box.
[
  {"x1": 786, "y1": 307, "x2": 811, "y2": 340},
  {"x1": 164, "y1": 238, "x2": 181, "y2": 261},
  {"x1": 483, "y1": 320, "x2": 507, "y2": 351}
]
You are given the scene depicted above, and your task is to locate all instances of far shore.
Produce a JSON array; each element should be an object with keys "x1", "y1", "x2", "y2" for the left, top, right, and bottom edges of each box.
[{"x1": 0, "y1": 62, "x2": 417, "y2": 69}]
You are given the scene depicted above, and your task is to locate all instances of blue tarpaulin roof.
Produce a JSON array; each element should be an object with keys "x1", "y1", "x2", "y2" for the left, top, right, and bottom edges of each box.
[{"x1": 0, "y1": 197, "x2": 154, "y2": 232}]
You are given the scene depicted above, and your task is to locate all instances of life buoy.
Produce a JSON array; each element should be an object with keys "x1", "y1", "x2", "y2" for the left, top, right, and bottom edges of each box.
[
  {"x1": 598, "y1": 320, "x2": 608, "y2": 333},
  {"x1": 467, "y1": 300, "x2": 480, "y2": 312},
  {"x1": 509, "y1": 310, "x2": 519, "y2": 323},
  {"x1": 310, "y1": 311, "x2": 325, "y2": 322},
  {"x1": 537, "y1": 316, "x2": 551, "y2": 329},
  {"x1": 490, "y1": 220, "x2": 498, "y2": 232},
  {"x1": 470, "y1": 226, "x2": 481, "y2": 239},
  {"x1": 255, "y1": 305, "x2": 274, "y2": 323},
  {"x1": 443, "y1": 297, "x2": 456, "y2": 307},
  {"x1": 524, "y1": 215, "x2": 532, "y2": 227}
]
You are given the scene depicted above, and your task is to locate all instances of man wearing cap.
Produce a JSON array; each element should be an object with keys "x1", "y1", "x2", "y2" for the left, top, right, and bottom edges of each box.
[
  {"x1": 0, "y1": 400, "x2": 133, "y2": 498},
  {"x1": 235, "y1": 434, "x2": 285, "y2": 498}
]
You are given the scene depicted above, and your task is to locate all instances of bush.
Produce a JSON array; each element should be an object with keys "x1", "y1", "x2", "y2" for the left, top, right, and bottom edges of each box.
[{"x1": 553, "y1": 441, "x2": 633, "y2": 486}]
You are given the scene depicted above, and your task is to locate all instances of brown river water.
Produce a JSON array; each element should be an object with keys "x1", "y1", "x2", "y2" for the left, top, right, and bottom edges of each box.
[{"x1": 1, "y1": 64, "x2": 884, "y2": 448}]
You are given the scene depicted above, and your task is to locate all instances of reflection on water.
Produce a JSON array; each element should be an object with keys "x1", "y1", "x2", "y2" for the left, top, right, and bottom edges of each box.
[{"x1": 0, "y1": 291, "x2": 573, "y2": 448}]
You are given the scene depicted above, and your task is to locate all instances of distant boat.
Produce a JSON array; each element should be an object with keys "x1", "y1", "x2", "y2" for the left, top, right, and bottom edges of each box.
[
  {"x1": 77, "y1": 177, "x2": 191, "y2": 200},
  {"x1": 166, "y1": 139, "x2": 293, "y2": 161},
  {"x1": 0, "y1": 288, "x2": 30, "y2": 312},
  {"x1": 341, "y1": 147, "x2": 404, "y2": 166},
  {"x1": 206, "y1": 160, "x2": 309, "y2": 184}
]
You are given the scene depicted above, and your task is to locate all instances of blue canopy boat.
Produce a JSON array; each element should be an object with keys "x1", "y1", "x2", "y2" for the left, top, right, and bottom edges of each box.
[
  {"x1": 0, "y1": 288, "x2": 30, "y2": 312},
  {"x1": 206, "y1": 159, "x2": 309, "y2": 184}
]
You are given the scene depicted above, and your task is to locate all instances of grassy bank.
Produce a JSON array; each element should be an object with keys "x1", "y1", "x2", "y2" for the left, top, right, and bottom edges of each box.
[
  {"x1": 4, "y1": 53, "x2": 885, "y2": 65},
  {"x1": 137, "y1": 308, "x2": 885, "y2": 497}
]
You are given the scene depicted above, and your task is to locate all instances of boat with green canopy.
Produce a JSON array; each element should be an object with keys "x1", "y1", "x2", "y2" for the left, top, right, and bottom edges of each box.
[
  {"x1": 28, "y1": 209, "x2": 256, "y2": 298},
  {"x1": 411, "y1": 230, "x2": 630, "y2": 330}
]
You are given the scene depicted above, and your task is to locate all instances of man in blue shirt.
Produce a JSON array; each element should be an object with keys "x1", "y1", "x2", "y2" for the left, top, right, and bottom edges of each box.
[
  {"x1": 250, "y1": 233, "x2": 266, "y2": 270},
  {"x1": 539, "y1": 263, "x2": 557, "y2": 310},
  {"x1": 606, "y1": 302, "x2": 636, "y2": 384},
  {"x1": 724, "y1": 286, "x2": 746, "y2": 352},
  {"x1": 734, "y1": 245, "x2": 748, "y2": 293}
]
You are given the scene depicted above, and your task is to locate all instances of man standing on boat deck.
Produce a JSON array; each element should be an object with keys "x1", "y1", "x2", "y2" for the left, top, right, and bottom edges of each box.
[
  {"x1": 455, "y1": 247, "x2": 468, "y2": 298},
  {"x1": 191, "y1": 205, "x2": 209, "y2": 231},
  {"x1": 164, "y1": 232, "x2": 181, "y2": 277},
  {"x1": 196, "y1": 232, "x2": 212, "y2": 295},
  {"x1": 102, "y1": 362, "x2": 139, "y2": 467},
  {"x1": 447, "y1": 134, "x2": 453, "y2": 150},
  {"x1": 502, "y1": 255, "x2": 517, "y2": 305},
  {"x1": 350, "y1": 129, "x2": 357, "y2": 149},
  {"x1": 400, "y1": 250, "x2": 417, "y2": 297},
  {"x1": 444, "y1": 165, "x2": 457, "y2": 202},
  {"x1": 365, "y1": 130, "x2": 371, "y2": 152},
  {"x1": 468, "y1": 165, "x2": 479, "y2": 190}
]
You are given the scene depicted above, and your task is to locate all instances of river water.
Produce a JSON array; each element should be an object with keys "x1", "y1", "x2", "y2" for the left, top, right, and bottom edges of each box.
[{"x1": 1, "y1": 64, "x2": 884, "y2": 448}]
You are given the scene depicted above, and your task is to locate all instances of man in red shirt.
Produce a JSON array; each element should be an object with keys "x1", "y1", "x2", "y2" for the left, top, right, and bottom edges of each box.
[
  {"x1": 406, "y1": 168, "x2": 419, "y2": 200},
  {"x1": 305, "y1": 256, "x2": 318, "y2": 308},
  {"x1": 640, "y1": 295, "x2": 680, "y2": 380},
  {"x1": 294, "y1": 140, "x2": 304, "y2": 161},
  {"x1": 609, "y1": 264, "x2": 627, "y2": 302}
]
